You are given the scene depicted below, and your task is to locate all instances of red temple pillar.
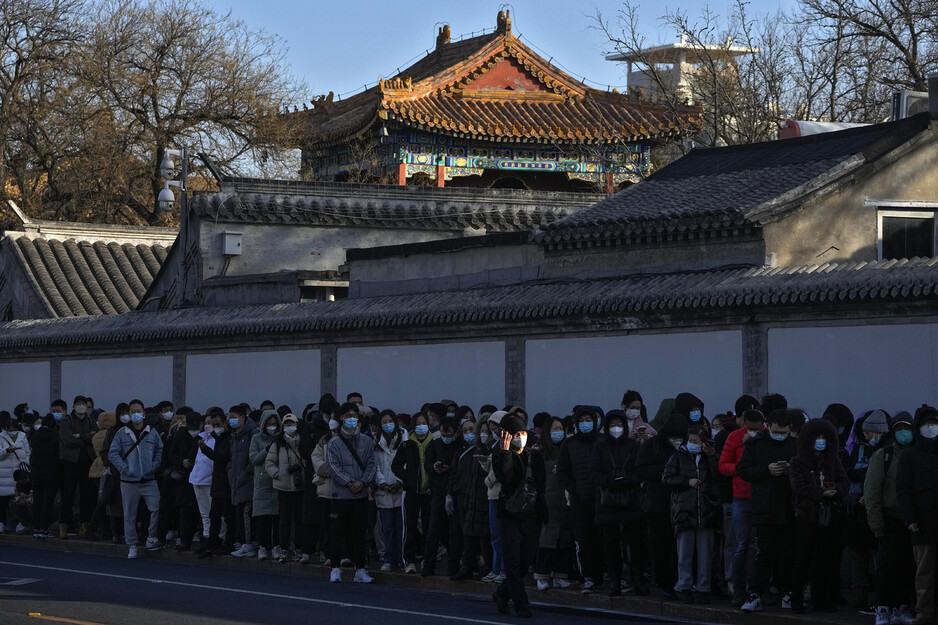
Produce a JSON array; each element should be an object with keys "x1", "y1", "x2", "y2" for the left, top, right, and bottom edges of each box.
[
  {"x1": 397, "y1": 163, "x2": 407, "y2": 186},
  {"x1": 604, "y1": 172, "x2": 615, "y2": 195},
  {"x1": 436, "y1": 164, "x2": 446, "y2": 187}
]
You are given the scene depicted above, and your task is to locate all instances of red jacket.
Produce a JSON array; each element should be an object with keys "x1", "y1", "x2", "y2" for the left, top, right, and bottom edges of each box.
[{"x1": 718, "y1": 427, "x2": 752, "y2": 500}]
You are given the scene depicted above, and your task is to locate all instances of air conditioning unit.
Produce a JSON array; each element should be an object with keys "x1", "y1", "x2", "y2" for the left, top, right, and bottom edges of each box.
[{"x1": 891, "y1": 89, "x2": 929, "y2": 120}]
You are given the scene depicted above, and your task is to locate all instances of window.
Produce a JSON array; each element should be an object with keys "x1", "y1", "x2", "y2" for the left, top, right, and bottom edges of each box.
[{"x1": 878, "y1": 210, "x2": 936, "y2": 260}]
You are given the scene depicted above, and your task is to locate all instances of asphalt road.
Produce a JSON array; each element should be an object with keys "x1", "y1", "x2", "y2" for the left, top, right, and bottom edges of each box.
[{"x1": 0, "y1": 544, "x2": 697, "y2": 625}]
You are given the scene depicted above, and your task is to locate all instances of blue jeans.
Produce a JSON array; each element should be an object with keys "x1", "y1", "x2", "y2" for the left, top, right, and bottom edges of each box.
[
  {"x1": 731, "y1": 497, "x2": 753, "y2": 593},
  {"x1": 676, "y1": 528, "x2": 713, "y2": 592},
  {"x1": 379, "y1": 507, "x2": 403, "y2": 566},
  {"x1": 489, "y1": 500, "x2": 503, "y2": 575}
]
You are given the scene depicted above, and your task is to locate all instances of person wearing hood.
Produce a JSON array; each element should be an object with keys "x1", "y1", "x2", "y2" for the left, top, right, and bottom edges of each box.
[
  {"x1": 897, "y1": 405, "x2": 938, "y2": 625},
  {"x1": 86, "y1": 411, "x2": 116, "y2": 541},
  {"x1": 266, "y1": 413, "x2": 307, "y2": 563},
  {"x1": 196, "y1": 412, "x2": 236, "y2": 559},
  {"x1": 58, "y1": 395, "x2": 98, "y2": 540},
  {"x1": 449, "y1": 417, "x2": 490, "y2": 581},
  {"x1": 392, "y1": 411, "x2": 434, "y2": 574},
  {"x1": 166, "y1": 411, "x2": 202, "y2": 552},
  {"x1": 675, "y1": 392, "x2": 711, "y2": 436},
  {"x1": 638, "y1": 412, "x2": 690, "y2": 599},
  {"x1": 480, "y1": 410, "x2": 507, "y2": 583},
  {"x1": 621, "y1": 390, "x2": 657, "y2": 442},
  {"x1": 325, "y1": 402, "x2": 376, "y2": 583},
  {"x1": 823, "y1": 403, "x2": 855, "y2": 456},
  {"x1": 735, "y1": 409, "x2": 798, "y2": 612},
  {"x1": 374, "y1": 410, "x2": 405, "y2": 572},
  {"x1": 0, "y1": 412, "x2": 30, "y2": 534},
  {"x1": 866, "y1": 412, "x2": 916, "y2": 625},
  {"x1": 250, "y1": 410, "x2": 280, "y2": 560},
  {"x1": 556, "y1": 406, "x2": 603, "y2": 593},
  {"x1": 107, "y1": 400, "x2": 164, "y2": 559},
  {"x1": 533, "y1": 415, "x2": 573, "y2": 591},
  {"x1": 663, "y1": 423, "x2": 718, "y2": 604},
  {"x1": 491, "y1": 414, "x2": 546, "y2": 618},
  {"x1": 311, "y1": 411, "x2": 340, "y2": 564},
  {"x1": 788, "y1": 417, "x2": 849, "y2": 613},
  {"x1": 719, "y1": 407, "x2": 765, "y2": 606},
  {"x1": 592, "y1": 411, "x2": 646, "y2": 597},
  {"x1": 227, "y1": 405, "x2": 258, "y2": 558},
  {"x1": 845, "y1": 409, "x2": 890, "y2": 608},
  {"x1": 419, "y1": 415, "x2": 461, "y2": 577}
]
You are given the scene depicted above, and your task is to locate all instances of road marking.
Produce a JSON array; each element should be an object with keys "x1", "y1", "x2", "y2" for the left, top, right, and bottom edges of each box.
[
  {"x1": 0, "y1": 578, "x2": 39, "y2": 586},
  {"x1": 29, "y1": 615, "x2": 106, "y2": 625},
  {"x1": 0, "y1": 561, "x2": 509, "y2": 625}
]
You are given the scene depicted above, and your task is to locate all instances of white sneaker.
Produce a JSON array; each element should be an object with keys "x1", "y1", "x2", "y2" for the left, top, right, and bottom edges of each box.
[
  {"x1": 354, "y1": 568, "x2": 374, "y2": 584},
  {"x1": 145, "y1": 538, "x2": 162, "y2": 551},
  {"x1": 494, "y1": 573, "x2": 506, "y2": 583},
  {"x1": 741, "y1": 594, "x2": 763, "y2": 612},
  {"x1": 0, "y1": 523, "x2": 6, "y2": 533},
  {"x1": 536, "y1": 579, "x2": 550, "y2": 591},
  {"x1": 481, "y1": 571, "x2": 497, "y2": 583},
  {"x1": 581, "y1": 579, "x2": 595, "y2": 594},
  {"x1": 781, "y1": 593, "x2": 792, "y2": 609},
  {"x1": 330, "y1": 567, "x2": 342, "y2": 583},
  {"x1": 404, "y1": 563, "x2": 417, "y2": 574},
  {"x1": 553, "y1": 577, "x2": 571, "y2": 589},
  {"x1": 257, "y1": 546, "x2": 268, "y2": 561},
  {"x1": 231, "y1": 544, "x2": 248, "y2": 557},
  {"x1": 241, "y1": 544, "x2": 257, "y2": 557},
  {"x1": 166, "y1": 530, "x2": 178, "y2": 541},
  {"x1": 15, "y1": 523, "x2": 25, "y2": 533},
  {"x1": 380, "y1": 563, "x2": 393, "y2": 572},
  {"x1": 875, "y1": 606, "x2": 892, "y2": 625},
  {"x1": 127, "y1": 545, "x2": 138, "y2": 559},
  {"x1": 272, "y1": 546, "x2": 282, "y2": 560}
]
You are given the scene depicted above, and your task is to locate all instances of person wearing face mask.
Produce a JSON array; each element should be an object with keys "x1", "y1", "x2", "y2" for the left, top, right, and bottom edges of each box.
[
  {"x1": 419, "y1": 416, "x2": 461, "y2": 577},
  {"x1": 844, "y1": 409, "x2": 890, "y2": 608},
  {"x1": 636, "y1": 412, "x2": 690, "y2": 599},
  {"x1": 107, "y1": 398, "x2": 164, "y2": 559},
  {"x1": 57, "y1": 395, "x2": 98, "y2": 540},
  {"x1": 480, "y1": 411, "x2": 507, "y2": 583},
  {"x1": 162, "y1": 411, "x2": 201, "y2": 552},
  {"x1": 735, "y1": 410, "x2": 798, "y2": 612},
  {"x1": 674, "y1": 392, "x2": 711, "y2": 437},
  {"x1": 325, "y1": 402, "x2": 376, "y2": 583},
  {"x1": 449, "y1": 417, "x2": 491, "y2": 581},
  {"x1": 718, "y1": 408, "x2": 764, "y2": 606},
  {"x1": 373, "y1": 410, "x2": 404, "y2": 571},
  {"x1": 788, "y1": 417, "x2": 849, "y2": 613},
  {"x1": 195, "y1": 412, "x2": 236, "y2": 559},
  {"x1": 589, "y1": 411, "x2": 646, "y2": 597},
  {"x1": 250, "y1": 410, "x2": 281, "y2": 561},
  {"x1": 154, "y1": 401, "x2": 175, "y2": 437},
  {"x1": 866, "y1": 412, "x2": 917, "y2": 625},
  {"x1": 663, "y1": 424, "x2": 718, "y2": 604},
  {"x1": 391, "y1": 411, "x2": 434, "y2": 573},
  {"x1": 556, "y1": 406, "x2": 603, "y2": 593},
  {"x1": 311, "y1": 408, "x2": 341, "y2": 564},
  {"x1": 265, "y1": 413, "x2": 307, "y2": 564},
  {"x1": 621, "y1": 390, "x2": 657, "y2": 443},
  {"x1": 188, "y1": 414, "x2": 216, "y2": 551},
  {"x1": 225, "y1": 405, "x2": 258, "y2": 558},
  {"x1": 0, "y1": 412, "x2": 30, "y2": 534},
  {"x1": 86, "y1": 410, "x2": 117, "y2": 541},
  {"x1": 897, "y1": 405, "x2": 938, "y2": 625},
  {"x1": 532, "y1": 416, "x2": 573, "y2": 591},
  {"x1": 491, "y1": 413, "x2": 545, "y2": 618},
  {"x1": 30, "y1": 415, "x2": 60, "y2": 538}
]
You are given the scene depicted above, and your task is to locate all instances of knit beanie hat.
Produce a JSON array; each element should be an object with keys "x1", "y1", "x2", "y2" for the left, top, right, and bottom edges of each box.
[
  {"x1": 500, "y1": 414, "x2": 526, "y2": 436},
  {"x1": 862, "y1": 409, "x2": 890, "y2": 433}
]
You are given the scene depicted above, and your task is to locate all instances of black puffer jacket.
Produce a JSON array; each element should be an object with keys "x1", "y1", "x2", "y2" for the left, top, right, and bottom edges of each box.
[
  {"x1": 736, "y1": 431, "x2": 797, "y2": 525},
  {"x1": 636, "y1": 414, "x2": 689, "y2": 513},
  {"x1": 789, "y1": 418, "x2": 849, "y2": 523},
  {"x1": 424, "y1": 437, "x2": 459, "y2": 496},
  {"x1": 663, "y1": 446, "x2": 716, "y2": 530},
  {"x1": 494, "y1": 446, "x2": 547, "y2": 522},
  {"x1": 556, "y1": 410, "x2": 599, "y2": 503},
  {"x1": 896, "y1": 405, "x2": 938, "y2": 545},
  {"x1": 450, "y1": 443, "x2": 491, "y2": 537},
  {"x1": 199, "y1": 430, "x2": 232, "y2": 499},
  {"x1": 30, "y1": 424, "x2": 60, "y2": 484},
  {"x1": 589, "y1": 429, "x2": 643, "y2": 526}
]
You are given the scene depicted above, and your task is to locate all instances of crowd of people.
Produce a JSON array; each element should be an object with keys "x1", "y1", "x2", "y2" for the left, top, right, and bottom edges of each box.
[{"x1": 0, "y1": 391, "x2": 936, "y2": 623}]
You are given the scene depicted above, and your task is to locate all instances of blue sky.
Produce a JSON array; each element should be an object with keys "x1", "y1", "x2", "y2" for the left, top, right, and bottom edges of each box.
[{"x1": 215, "y1": 0, "x2": 798, "y2": 99}]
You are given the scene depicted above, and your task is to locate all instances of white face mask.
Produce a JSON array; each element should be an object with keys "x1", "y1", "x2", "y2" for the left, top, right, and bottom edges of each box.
[
  {"x1": 188, "y1": 429, "x2": 199, "y2": 438},
  {"x1": 624, "y1": 408, "x2": 641, "y2": 420},
  {"x1": 33, "y1": 423, "x2": 42, "y2": 431},
  {"x1": 162, "y1": 412, "x2": 174, "y2": 421},
  {"x1": 212, "y1": 426, "x2": 225, "y2": 435},
  {"x1": 921, "y1": 424, "x2": 938, "y2": 440},
  {"x1": 479, "y1": 432, "x2": 490, "y2": 444},
  {"x1": 283, "y1": 425, "x2": 297, "y2": 436},
  {"x1": 668, "y1": 438, "x2": 683, "y2": 450},
  {"x1": 328, "y1": 419, "x2": 339, "y2": 431},
  {"x1": 609, "y1": 426, "x2": 625, "y2": 439},
  {"x1": 510, "y1": 434, "x2": 527, "y2": 449},
  {"x1": 119, "y1": 414, "x2": 131, "y2": 424},
  {"x1": 266, "y1": 425, "x2": 278, "y2": 435}
]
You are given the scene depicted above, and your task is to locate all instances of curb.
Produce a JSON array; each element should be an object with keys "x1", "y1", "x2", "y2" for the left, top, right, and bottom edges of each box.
[{"x1": 0, "y1": 533, "x2": 868, "y2": 625}]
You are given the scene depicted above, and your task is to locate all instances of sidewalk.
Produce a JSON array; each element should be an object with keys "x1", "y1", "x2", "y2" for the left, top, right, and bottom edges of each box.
[{"x1": 0, "y1": 532, "x2": 871, "y2": 625}]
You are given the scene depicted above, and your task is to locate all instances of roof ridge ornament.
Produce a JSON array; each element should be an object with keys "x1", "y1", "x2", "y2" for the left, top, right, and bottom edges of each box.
[
  {"x1": 436, "y1": 24, "x2": 451, "y2": 50},
  {"x1": 496, "y1": 9, "x2": 512, "y2": 36}
]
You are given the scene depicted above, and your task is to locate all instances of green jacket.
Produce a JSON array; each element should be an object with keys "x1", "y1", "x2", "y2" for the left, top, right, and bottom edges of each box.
[{"x1": 863, "y1": 442, "x2": 905, "y2": 538}]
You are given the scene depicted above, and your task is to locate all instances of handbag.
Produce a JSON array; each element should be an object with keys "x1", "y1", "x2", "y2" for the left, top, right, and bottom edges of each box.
[
  {"x1": 504, "y1": 457, "x2": 537, "y2": 516},
  {"x1": 598, "y1": 449, "x2": 633, "y2": 509},
  {"x1": 98, "y1": 467, "x2": 117, "y2": 504}
]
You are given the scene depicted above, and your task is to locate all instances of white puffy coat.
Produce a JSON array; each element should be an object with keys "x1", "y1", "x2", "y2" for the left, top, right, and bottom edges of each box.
[{"x1": 0, "y1": 430, "x2": 32, "y2": 496}]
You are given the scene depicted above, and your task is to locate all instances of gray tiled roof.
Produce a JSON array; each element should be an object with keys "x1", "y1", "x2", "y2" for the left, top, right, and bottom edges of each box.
[
  {"x1": 7, "y1": 236, "x2": 168, "y2": 316},
  {"x1": 198, "y1": 178, "x2": 603, "y2": 231},
  {"x1": 1, "y1": 256, "x2": 936, "y2": 347},
  {"x1": 542, "y1": 113, "x2": 933, "y2": 243}
]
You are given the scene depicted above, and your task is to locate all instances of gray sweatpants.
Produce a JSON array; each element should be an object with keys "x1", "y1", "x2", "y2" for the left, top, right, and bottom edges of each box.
[{"x1": 121, "y1": 480, "x2": 160, "y2": 546}]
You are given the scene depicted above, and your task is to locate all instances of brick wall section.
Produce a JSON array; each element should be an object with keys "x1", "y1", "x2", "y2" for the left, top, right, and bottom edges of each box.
[
  {"x1": 742, "y1": 324, "x2": 768, "y2": 400},
  {"x1": 505, "y1": 337, "x2": 525, "y2": 407},
  {"x1": 49, "y1": 359, "x2": 61, "y2": 403}
]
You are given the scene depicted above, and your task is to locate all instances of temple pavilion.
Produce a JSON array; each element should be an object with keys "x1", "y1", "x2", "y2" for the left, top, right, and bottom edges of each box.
[{"x1": 289, "y1": 11, "x2": 703, "y2": 193}]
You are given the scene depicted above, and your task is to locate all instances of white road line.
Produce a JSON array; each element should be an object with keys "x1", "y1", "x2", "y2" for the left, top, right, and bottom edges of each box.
[{"x1": 0, "y1": 561, "x2": 509, "y2": 625}]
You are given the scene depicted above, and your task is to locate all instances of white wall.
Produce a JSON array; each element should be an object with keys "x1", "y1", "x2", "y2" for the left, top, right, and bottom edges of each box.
[
  {"x1": 337, "y1": 342, "x2": 505, "y2": 414},
  {"x1": 525, "y1": 331, "x2": 743, "y2": 417},
  {"x1": 0, "y1": 361, "x2": 50, "y2": 412},
  {"x1": 768, "y1": 324, "x2": 938, "y2": 419},
  {"x1": 62, "y1": 356, "x2": 173, "y2": 411},
  {"x1": 186, "y1": 350, "x2": 320, "y2": 413}
]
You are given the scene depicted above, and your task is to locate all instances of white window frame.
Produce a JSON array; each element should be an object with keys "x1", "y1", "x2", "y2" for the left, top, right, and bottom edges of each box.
[{"x1": 875, "y1": 207, "x2": 938, "y2": 261}]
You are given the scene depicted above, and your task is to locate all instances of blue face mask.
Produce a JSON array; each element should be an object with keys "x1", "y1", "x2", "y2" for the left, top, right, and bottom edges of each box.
[
  {"x1": 344, "y1": 417, "x2": 358, "y2": 430},
  {"x1": 441, "y1": 436, "x2": 455, "y2": 445},
  {"x1": 130, "y1": 413, "x2": 145, "y2": 425},
  {"x1": 895, "y1": 430, "x2": 914, "y2": 446},
  {"x1": 381, "y1": 422, "x2": 396, "y2": 434},
  {"x1": 815, "y1": 439, "x2": 827, "y2": 452},
  {"x1": 550, "y1": 431, "x2": 564, "y2": 444},
  {"x1": 689, "y1": 410, "x2": 702, "y2": 423},
  {"x1": 770, "y1": 432, "x2": 788, "y2": 442},
  {"x1": 463, "y1": 433, "x2": 475, "y2": 445},
  {"x1": 52, "y1": 412, "x2": 63, "y2": 421},
  {"x1": 686, "y1": 442, "x2": 702, "y2": 454},
  {"x1": 414, "y1": 424, "x2": 429, "y2": 436},
  {"x1": 578, "y1": 421, "x2": 594, "y2": 435},
  {"x1": 228, "y1": 418, "x2": 240, "y2": 429},
  {"x1": 868, "y1": 437, "x2": 880, "y2": 447}
]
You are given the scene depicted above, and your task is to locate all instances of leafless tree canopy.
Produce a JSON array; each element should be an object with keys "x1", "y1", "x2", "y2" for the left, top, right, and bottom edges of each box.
[
  {"x1": 598, "y1": 0, "x2": 937, "y2": 159},
  {"x1": 0, "y1": 0, "x2": 307, "y2": 226}
]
